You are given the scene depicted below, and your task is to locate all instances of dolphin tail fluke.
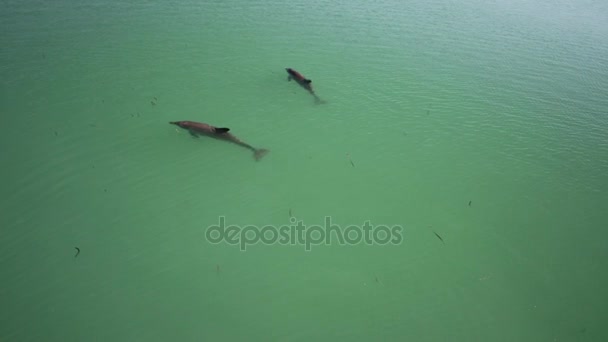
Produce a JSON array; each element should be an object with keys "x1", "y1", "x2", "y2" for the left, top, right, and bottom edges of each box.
[
  {"x1": 313, "y1": 95, "x2": 326, "y2": 105},
  {"x1": 254, "y1": 148, "x2": 269, "y2": 161}
]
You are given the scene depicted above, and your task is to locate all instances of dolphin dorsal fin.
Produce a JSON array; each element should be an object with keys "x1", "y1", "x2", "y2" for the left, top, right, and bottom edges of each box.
[{"x1": 214, "y1": 127, "x2": 230, "y2": 133}]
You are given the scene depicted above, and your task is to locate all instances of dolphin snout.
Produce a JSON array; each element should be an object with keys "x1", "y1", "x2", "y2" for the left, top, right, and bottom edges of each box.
[{"x1": 169, "y1": 121, "x2": 179, "y2": 125}]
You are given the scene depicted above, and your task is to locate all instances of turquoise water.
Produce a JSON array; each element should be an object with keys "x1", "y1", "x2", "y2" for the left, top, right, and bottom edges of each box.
[{"x1": 2, "y1": 0, "x2": 607, "y2": 341}]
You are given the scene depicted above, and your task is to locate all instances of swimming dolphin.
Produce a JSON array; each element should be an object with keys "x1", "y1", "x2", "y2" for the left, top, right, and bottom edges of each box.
[
  {"x1": 286, "y1": 68, "x2": 324, "y2": 104},
  {"x1": 170, "y1": 121, "x2": 269, "y2": 161}
]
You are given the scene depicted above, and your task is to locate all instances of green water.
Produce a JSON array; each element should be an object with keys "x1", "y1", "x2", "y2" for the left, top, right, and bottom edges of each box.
[{"x1": 2, "y1": 0, "x2": 607, "y2": 341}]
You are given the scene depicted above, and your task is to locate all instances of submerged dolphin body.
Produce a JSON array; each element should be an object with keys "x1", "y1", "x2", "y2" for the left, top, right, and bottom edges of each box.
[
  {"x1": 286, "y1": 68, "x2": 324, "y2": 104},
  {"x1": 170, "y1": 121, "x2": 269, "y2": 161}
]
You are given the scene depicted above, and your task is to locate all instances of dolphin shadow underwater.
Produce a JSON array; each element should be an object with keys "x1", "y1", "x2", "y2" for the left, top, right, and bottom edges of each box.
[
  {"x1": 285, "y1": 67, "x2": 326, "y2": 104},
  {"x1": 170, "y1": 121, "x2": 269, "y2": 161}
]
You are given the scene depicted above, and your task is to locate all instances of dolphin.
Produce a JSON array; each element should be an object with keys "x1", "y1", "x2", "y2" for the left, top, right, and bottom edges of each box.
[
  {"x1": 286, "y1": 68, "x2": 325, "y2": 104},
  {"x1": 170, "y1": 121, "x2": 269, "y2": 161}
]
